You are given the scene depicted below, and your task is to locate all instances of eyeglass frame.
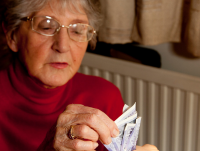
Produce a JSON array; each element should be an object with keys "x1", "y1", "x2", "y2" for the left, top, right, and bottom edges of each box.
[{"x1": 21, "y1": 15, "x2": 96, "y2": 42}]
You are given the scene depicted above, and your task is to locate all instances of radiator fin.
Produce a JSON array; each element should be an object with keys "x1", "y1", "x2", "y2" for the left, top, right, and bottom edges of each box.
[{"x1": 79, "y1": 64, "x2": 200, "y2": 151}]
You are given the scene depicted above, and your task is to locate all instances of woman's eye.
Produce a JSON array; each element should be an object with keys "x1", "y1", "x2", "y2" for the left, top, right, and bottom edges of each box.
[
  {"x1": 41, "y1": 27, "x2": 52, "y2": 30},
  {"x1": 37, "y1": 19, "x2": 57, "y2": 33},
  {"x1": 74, "y1": 31, "x2": 82, "y2": 35},
  {"x1": 70, "y1": 29, "x2": 84, "y2": 35},
  {"x1": 38, "y1": 24, "x2": 54, "y2": 30}
]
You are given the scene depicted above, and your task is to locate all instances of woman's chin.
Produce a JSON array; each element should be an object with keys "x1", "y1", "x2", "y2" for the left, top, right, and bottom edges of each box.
[
  {"x1": 36, "y1": 76, "x2": 70, "y2": 89},
  {"x1": 30, "y1": 69, "x2": 73, "y2": 89},
  {"x1": 42, "y1": 81, "x2": 67, "y2": 89}
]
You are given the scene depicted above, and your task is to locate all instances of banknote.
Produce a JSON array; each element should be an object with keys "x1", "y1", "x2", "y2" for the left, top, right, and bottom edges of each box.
[
  {"x1": 121, "y1": 123, "x2": 136, "y2": 151},
  {"x1": 115, "y1": 103, "x2": 136, "y2": 124},
  {"x1": 126, "y1": 117, "x2": 142, "y2": 151},
  {"x1": 122, "y1": 104, "x2": 130, "y2": 113},
  {"x1": 112, "y1": 112, "x2": 137, "y2": 151},
  {"x1": 103, "y1": 103, "x2": 141, "y2": 151}
]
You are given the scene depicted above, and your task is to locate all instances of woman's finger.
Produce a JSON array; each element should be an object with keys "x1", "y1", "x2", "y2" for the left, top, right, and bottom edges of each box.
[
  {"x1": 142, "y1": 144, "x2": 158, "y2": 150},
  {"x1": 72, "y1": 124, "x2": 98, "y2": 142},
  {"x1": 65, "y1": 104, "x2": 119, "y2": 138},
  {"x1": 68, "y1": 139, "x2": 99, "y2": 150},
  {"x1": 56, "y1": 112, "x2": 112, "y2": 144},
  {"x1": 134, "y1": 144, "x2": 159, "y2": 151},
  {"x1": 55, "y1": 140, "x2": 99, "y2": 151},
  {"x1": 53, "y1": 126, "x2": 99, "y2": 150}
]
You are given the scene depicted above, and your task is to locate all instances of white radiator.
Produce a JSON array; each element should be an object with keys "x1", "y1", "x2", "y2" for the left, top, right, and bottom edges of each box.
[{"x1": 79, "y1": 52, "x2": 200, "y2": 151}]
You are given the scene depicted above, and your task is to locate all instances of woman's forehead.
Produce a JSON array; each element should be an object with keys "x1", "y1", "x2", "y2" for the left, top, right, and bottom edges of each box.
[
  {"x1": 35, "y1": 0, "x2": 88, "y2": 23},
  {"x1": 50, "y1": 0, "x2": 86, "y2": 15}
]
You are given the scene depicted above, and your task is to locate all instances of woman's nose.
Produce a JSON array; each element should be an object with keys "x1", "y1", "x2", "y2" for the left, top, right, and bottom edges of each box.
[{"x1": 52, "y1": 28, "x2": 71, "y2": 53}]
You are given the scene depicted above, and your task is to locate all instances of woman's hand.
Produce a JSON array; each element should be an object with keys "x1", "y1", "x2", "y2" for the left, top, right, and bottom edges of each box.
[
  {"x1": 40, "y1": 104, "x2": 119, "y2": 151},
  {"x1": 134, "y1": 144, "x2": 159, "y2": 151}
]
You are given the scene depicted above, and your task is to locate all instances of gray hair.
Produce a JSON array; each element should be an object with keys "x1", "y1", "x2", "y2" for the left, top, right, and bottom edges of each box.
[{"x1": 0, "y1": 0, "x2": 102, "y2": 53}]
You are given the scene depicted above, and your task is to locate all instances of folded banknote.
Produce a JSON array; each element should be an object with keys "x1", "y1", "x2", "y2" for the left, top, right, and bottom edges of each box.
[{"x1": 104, "y1": 103, "x2": 141, "y2": 151}]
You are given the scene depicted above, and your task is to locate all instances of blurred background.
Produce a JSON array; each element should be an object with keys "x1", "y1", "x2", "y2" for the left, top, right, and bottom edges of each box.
[
  {"x1": 82, "y1": 1, "x2": 200, "y2": 151},
  {"x1": 87, "y1": 0, "x2": 200, "y2": 78}
]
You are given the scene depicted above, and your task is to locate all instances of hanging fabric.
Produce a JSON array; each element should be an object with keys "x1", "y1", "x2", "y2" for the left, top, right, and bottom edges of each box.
[{"x1": 99, "y1": 0, "x2": 200, "y2": 57}]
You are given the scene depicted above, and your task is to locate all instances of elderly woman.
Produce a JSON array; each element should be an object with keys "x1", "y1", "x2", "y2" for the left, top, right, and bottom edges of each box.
[{"x1": 0, "y1": 0, "x2": 158, "y2": 151}]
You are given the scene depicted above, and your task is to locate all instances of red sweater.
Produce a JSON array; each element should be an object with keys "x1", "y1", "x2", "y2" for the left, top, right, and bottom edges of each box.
[{"x1": 0, "y1": 60, "x2": 124, "y2": 151}]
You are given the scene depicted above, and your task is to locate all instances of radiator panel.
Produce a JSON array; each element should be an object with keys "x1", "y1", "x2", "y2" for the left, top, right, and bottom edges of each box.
[{"x1": 79, "y1": 53, "x2": 200, "y2": 151}]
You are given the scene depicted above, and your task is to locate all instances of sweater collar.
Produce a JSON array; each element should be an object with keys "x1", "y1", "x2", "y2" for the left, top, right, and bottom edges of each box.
[{"x1": 8, "y1": 58, "x2": 72, "y2": 105}]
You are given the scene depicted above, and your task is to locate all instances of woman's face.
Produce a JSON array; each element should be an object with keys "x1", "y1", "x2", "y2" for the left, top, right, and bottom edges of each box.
[{"x1": 12, "y1": 1, "x2": 89, "y2": 88}]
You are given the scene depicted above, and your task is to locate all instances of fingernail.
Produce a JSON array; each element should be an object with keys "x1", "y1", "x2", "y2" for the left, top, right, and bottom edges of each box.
[
  {"x1": 94, "y1": 142, "x2": 99, "y2": 148},
  {"x1": 113, "y1": 128, "x2": 119, "y2": 137},
  {"x1": 106, "y1": 137, "x2": 112, "y2": 145}
]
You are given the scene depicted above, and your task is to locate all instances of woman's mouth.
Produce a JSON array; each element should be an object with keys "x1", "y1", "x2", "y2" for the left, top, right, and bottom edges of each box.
[{"x1": 50, "y1": 62, "x2": 68, "y2": 69}]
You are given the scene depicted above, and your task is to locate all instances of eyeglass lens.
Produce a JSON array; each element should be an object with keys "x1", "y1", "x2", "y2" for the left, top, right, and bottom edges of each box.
[{"x1": 32, "y1": 16, "x2": 94, "y2": 42}]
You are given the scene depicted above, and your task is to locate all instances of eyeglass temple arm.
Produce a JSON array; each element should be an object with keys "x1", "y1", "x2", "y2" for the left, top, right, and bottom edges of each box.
[{"x1": 21, "y1": 17, "x2": 32, "y2": 21}]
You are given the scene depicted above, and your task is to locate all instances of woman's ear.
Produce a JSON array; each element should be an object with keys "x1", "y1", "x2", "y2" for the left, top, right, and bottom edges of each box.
[{"x1": 2, "y1": 22, "x2": 18, "y2": 52}]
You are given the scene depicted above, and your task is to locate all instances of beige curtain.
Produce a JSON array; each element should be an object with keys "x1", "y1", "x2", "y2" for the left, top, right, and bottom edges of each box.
[
  {"x1": 98, "y1": 0, "x2": 135, "y2": 44},
  {"x1": 98, "y1": 0, "x2": 200, "y2": 57},
  {"x1": 183, "y1": 0, "x2": 200, "y2": 57}
]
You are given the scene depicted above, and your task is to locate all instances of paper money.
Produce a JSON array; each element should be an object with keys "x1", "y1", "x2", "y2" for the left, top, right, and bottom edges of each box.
[
  {"x1": 122, "y1": 104, "x2": 130, "y2": 113},
  {"x1": 127, "y1": 117, "x2": 141, "y2": 151},
  {"x1": 115, "y1": 103, "x2": 136, "y2": 124},
  {"x1": 112, "y1": 112, "x2": 137, "y2": 151},
  {"x1": 121, "y1": 123, "x2": 136, "y2": 151},
  {"x1": 103, "y1": 103, "x2": 141, "y2": 151}
]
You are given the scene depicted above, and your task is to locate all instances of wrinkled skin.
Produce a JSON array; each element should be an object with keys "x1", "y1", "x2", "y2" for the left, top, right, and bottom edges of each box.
[
  {"x1": 4, "y1": 0, "x2": 159, "y2": 150},
  {"x1": 38, "y1": 104, "x2": 119, "y2": 151},
  {"x1": 5, "y1": 0, "x2": 88, "y2": 89},
  {"x1": 38, "y1": 104, "x2": 159, "y2": 151}
]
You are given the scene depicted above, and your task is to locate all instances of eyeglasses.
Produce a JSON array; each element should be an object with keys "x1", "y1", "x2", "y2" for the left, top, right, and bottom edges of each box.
[{"x1": 21, "y1": 16, "x2": 96, "y2": 42}]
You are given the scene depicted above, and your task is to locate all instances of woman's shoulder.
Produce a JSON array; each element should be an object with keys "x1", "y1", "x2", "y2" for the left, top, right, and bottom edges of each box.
[{"x1": 71, "y1": 73, "x2": 124, "y2": 120}]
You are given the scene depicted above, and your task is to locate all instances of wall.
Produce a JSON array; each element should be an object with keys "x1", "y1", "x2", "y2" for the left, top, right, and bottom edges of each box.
[{"x1": 140, "y1": 43, "x2": 200, "y2": 78}]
